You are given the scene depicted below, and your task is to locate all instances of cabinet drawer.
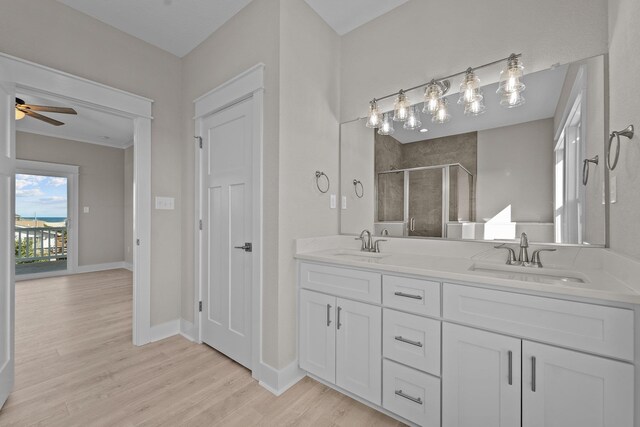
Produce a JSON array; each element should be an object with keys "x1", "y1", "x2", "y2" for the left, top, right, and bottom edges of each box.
[
  {"x1": 443, "y1": 283, "x2": 634, "y2": 360},
  {"x1": 300, "y1": 262, "x2": 382, "y2": 303},
  {"x1": 383, "y1": 309, "x2": 440, "y2": 376},
  {"x1": 383, "y1": 359, "x2": 440, "y2": 427},
  {"x1": 383, "y1": 275, "x2": 440, "y2": 317}
]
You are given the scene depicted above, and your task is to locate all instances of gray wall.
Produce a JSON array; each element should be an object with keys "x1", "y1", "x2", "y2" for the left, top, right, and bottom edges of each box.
[
  {"x1": 16, "y1": 132, "x2": 125, "y2": 266},
  {"x1": 609, "y1": 0, "x2": 640, "y2": 259},
  {"x1": 477, "y1": 119, "x2": 554, "y2": 223},
  {"x1": 0, "y1": 0, "x2": 183, "y2": 326}
]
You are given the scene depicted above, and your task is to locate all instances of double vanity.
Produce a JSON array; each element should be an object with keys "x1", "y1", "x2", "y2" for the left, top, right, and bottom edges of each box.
[{"x1": 295, "y1": 236, "x2": 640, "y2": 427}]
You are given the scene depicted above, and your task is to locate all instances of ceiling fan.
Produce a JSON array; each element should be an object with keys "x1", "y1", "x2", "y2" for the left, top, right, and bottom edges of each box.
[{"x1": 14, "y1": 98, "x2": 77, "y2": 126}]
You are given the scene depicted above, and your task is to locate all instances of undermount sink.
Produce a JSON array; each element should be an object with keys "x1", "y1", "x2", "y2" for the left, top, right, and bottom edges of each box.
[
  {"x1": 469, "y1": 262, "x2": 587, "y2": 286},
  {"x1": 332, "y1": 249, "x2": 389, "y2": 259}
]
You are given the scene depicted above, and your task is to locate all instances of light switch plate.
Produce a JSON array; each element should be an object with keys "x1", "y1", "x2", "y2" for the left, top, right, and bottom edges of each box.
[
  {"x1": 330, "y1": 194, "x2": 336, "y2": 209},
  {"x1": 155, "y1": 196, "x2": 175, "y2": 210},
  {"x1": 341, "y1": 196, "x2": 347, "y2": 210}
]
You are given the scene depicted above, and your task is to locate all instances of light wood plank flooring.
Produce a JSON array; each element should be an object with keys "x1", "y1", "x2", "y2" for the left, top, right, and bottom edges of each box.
[{"x1": 1, "y1": 269, "x2": 403, "y2": 426}]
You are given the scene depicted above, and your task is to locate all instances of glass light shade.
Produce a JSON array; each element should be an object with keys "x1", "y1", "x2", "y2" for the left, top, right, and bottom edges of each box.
[
  {"x1": 15, "y1": 108, "x2": 25, "y2": 120},
  {"x1": 403, "y1": 106, "x2": 422, "y2": 130},
  {"x1": 500, "y1": 90, "x2": 525, "y2": 108},
  {"x1": 377, "y1": 113, "x2": 395, "y2": 135},
  {"x1": 393, "y1": 91, "x2": 410, "y2": 121},
  {"x1": 423, "y1": 82, "x2": 443, "y2": 115},
  {"x1": 464, "y1": 97, "x2": 486, "y2": 116},
  {"x1": 497, "y1": 55, "x2": 525, "y2": 95},
  {"x1": 431, "y1": 99, "x2": 451, "y2": 124},
  {"x1": 365, "y1": 100, "x2": 382, "y2": 128},
  {"x1": 458, "y1": 69, "x2": 482, "y2": 105}
]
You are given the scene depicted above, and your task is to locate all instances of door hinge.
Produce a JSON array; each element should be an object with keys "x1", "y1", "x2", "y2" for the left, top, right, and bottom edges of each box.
[
  {"x1": 195, "y1": 136, "x2": 202, "y2": 149},
  {"x1": 199, "y1": 301, "x2": 202, "y2": 312},
  {"x1": 199, "y1": 219, "x2": 202, "y2": 230}
]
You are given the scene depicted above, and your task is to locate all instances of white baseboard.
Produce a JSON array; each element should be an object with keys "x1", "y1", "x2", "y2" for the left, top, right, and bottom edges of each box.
[
  {"x1": 16, "y1": 261, "x2": 129, "y2": 281},
  {"x1": 76, "y1": 261, "x2": 128, "y2": 274},
  {"x1": 179, "y1": 318, "x2": 197, "y2": 342},
  {"x1": 123, "y1": 262, "x2": 134, "y2": 272},
  {"x1": 258, "y1": 360, "x2": 305, "y2": 396},
  {"x1": 149, "y1": 319, "x2": 180, "y2": 342}
]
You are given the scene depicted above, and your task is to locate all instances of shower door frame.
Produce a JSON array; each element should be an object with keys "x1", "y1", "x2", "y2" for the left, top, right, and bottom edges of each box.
[{"x1": 376, "y1": 163, "x2": 472, "y2": 238}]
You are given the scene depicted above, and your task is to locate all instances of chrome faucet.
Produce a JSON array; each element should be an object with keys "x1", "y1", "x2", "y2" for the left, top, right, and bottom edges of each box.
[
  {"x1": 355, "y1": 229, "x2": 373, "y2": 252},
  {"x1": 529, "y1": 248, "x2": 557, "y2": 268},
  {"x1": 518, "y1": 232, "x2": 529, "y2": 263},
  {"x1": 494, "y1": 243, "x2": 518, "y2": 265}
]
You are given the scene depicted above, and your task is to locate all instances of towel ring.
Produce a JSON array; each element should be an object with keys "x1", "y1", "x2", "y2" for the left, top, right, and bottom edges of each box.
[
  {"x1": 353, "y1": 179, "x2": 364, "y2": 198},
  {"x1": 315, "y1": 171, "x2": 330, "y2": 193},
  {"x1": 582, "y1": 155, "x2": 599, "y2": 186},
  {"x1": 607, "y1": 125, "x2": 634, "y2": 170}
]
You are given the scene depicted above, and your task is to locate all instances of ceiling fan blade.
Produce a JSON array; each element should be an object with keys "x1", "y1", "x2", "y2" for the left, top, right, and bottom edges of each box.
[
  {"x1": 21, "y1": 109, "x2": 65, "y2": 126},
  {"x1": 20, "y1": 104, "x2": 77, "y2": 115}
]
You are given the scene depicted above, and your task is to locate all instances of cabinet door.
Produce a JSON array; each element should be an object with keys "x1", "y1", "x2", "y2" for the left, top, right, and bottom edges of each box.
[
  {"x1": 442, "y1": 323, "x2": 521, "y2": 427},
  {"x1": 523, "y1": 341, "x2": 634, "y2": 427},
  {"x1": 299, "y1": 290, "x2": 336, "y2": 383},
  {"x1": 336, "y1": 298, "x2": 382, "y2": 405}
]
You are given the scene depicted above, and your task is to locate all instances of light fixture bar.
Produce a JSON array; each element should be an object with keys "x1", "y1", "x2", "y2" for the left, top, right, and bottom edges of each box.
[{"x1": 372, "y1": 53, "x2": 522, "y2": 103}]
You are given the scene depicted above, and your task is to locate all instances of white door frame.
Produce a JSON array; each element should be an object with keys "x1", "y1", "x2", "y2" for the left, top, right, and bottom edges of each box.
[
  {"x1": 0, "y1": 52, "x2": 153, "y2": 346},
  {"x1": 194, "y1": 64, "x2": 264, "y2": 380},
  {"x1": 15, "y1": 159, "x2": 79, "y2": 280}
]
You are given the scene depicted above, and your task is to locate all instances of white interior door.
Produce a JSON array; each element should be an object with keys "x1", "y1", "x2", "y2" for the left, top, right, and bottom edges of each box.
[
  {"x1": 0, "y1": 82, "x2": 16, "y2": 408},
  {"x1": 201, "y1": 98, "x2": 253, "y2": 369}
]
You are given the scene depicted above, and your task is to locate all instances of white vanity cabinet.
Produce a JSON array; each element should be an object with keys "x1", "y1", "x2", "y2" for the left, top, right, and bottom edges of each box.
[
  {"x1": 299, "y1": 288, "x2": 382, "y2": 405},
  {"x1": 442, "y1": 323, "x2": 522, "y2": 427},
  {"x1": 298, "y1": 261, "x2": 637, "y2": 427}
]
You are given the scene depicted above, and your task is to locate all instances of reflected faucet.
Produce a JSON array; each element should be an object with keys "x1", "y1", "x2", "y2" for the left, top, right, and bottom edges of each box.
[{"x1": 518, "y1": 232, "x2": 529, "y2": 263}]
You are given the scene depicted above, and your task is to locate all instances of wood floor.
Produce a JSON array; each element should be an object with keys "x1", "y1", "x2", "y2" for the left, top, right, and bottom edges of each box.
[{"x1": 0, "y1": 269, "x2": 404, "y2": 426}]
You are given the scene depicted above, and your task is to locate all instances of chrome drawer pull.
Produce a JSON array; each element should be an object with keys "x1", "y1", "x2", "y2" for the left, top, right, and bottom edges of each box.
[
  {"x1": 395, "y1": 336, "x2": 423, "y2": 347},
  {"x1": 394, "y1": 291, "x2": 423, "y2": 300},
  {"x1": 395, "y1": 389, "x2": 423, "y2": 405}
]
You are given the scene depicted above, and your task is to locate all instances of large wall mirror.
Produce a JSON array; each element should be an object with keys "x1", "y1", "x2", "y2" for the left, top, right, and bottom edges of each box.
[{"x1": 340, "y1": 54, "x2": 607, "y2": 246}]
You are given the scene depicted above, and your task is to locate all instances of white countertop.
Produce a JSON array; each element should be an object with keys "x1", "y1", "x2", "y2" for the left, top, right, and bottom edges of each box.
[{"x1": 294, "y1": 236, "x2": 640, "y2": 306}]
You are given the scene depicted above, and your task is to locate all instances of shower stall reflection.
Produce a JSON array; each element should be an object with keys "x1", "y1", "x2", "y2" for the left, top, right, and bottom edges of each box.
[{"x1": 376, "y1": 164, "x2": 473, "y2": 237}]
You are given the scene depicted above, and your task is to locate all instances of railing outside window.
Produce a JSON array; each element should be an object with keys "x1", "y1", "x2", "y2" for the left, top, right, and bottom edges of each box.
[{"x1": 15, "y1": 227, "x2": 67, "y2": 264}]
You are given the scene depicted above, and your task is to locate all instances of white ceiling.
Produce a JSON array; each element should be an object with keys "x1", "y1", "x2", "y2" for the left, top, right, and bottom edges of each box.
[
  {"x1": 56, "y1": 0, "x2": 253, "y2": 57},
  {"x1": 56, "y1": 0, "x2": 408, "y2": 57},
  {"x1": 391, "y1": 64, "x2": 569, "y2": 143},
  {"x1": 16, "y1": 93, "x2": 134, "y2": 149},
  {"x1": 304, "y1": 0, "x2": 410, "y2": 35}
]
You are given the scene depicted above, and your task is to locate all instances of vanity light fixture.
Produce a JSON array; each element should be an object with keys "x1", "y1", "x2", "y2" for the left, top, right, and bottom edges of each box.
[
  {"x1": 393, "y1": 90, "x2": 411, "y2": 121},
  {"x1": 423, "y1": 80, "x2": 446, "y2": 115},
  {"x1": 432, "y1": 99, "x2": 451, "y2": 124},
  {"x1": 403, "y1": 105, "x2": 422, "y2": 130},
  {"x1": 15, "y1": 108, "x2": 25, "y2": 120},
  {"x1": 497, "y1": 53, "x2": 526, "y2": 107},
  {"x1": 419, "y1": 128, "x2": 429, "y2": 133},
  {"x1": 458, "y1": 68, "x2": 486, "y2": 116},
  {"x1": 364, "y1": 53, "x2": 524, "y2": 131},
  {"x1": 378, "y1": 113, "x2": 395, "y2": 135},
  {"x1": 365, "y1": 99, "x2": 382, "y2": 128}
]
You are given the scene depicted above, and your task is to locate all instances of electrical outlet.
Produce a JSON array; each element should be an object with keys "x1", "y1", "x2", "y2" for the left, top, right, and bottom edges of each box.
[
  {"x1": 83, "y1": 206, "x2": 90, "y2": 213},
  {"x1": 610, "y1": 176, "x2": 617, "y2": 203},
  {"x1": 341, "y1": 196, "x2": 347, "y2": 209},
  {"x1": 330, "y1": 194, "x2": 336, "y2": 209}
]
